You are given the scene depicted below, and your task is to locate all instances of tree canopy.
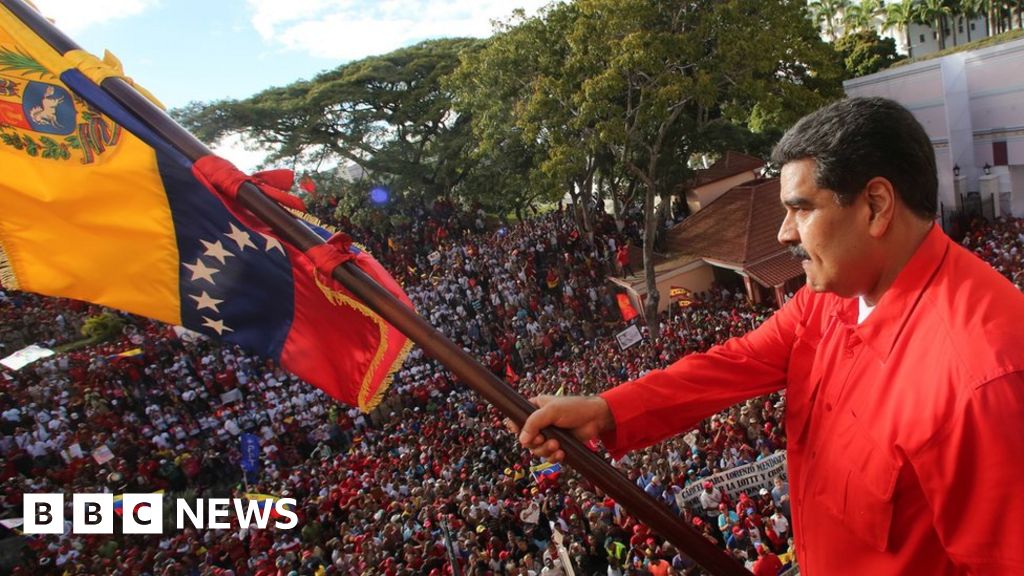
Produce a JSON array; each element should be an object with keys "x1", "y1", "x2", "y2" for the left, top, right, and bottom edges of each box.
[{"x1": 175, "y1": 1, "x2": 846, "y2": 339}]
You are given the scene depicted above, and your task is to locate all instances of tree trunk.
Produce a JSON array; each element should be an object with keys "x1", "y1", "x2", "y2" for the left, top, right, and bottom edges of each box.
[
  {"x1": 642, "y1": 182, "x2": 660, "y2": 341},
  {"x1": 579, "y1": 174, "x2": 595, "y2": 236}
]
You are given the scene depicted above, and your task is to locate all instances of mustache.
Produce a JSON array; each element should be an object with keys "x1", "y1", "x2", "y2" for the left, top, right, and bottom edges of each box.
[{"x1": 789, "y1": 245, "x2": 810, "y2": 260}]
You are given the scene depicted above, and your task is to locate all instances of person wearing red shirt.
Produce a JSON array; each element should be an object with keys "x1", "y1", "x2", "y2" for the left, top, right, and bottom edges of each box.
[
  {"x1": 752, "y1": 544, "x2": 783, "y2": 576},
  {"x1": 515, "y1": 98, "x2": 1024, "y2": 575}
]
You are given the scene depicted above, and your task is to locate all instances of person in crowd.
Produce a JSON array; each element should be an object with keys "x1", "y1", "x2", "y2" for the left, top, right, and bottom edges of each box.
[
  {"x1": 514, "y1": 98, "x2": 1024, "y2": 575},
  {"x1": 5, "y1": 140, "x2": 1024, "y2": 574}
]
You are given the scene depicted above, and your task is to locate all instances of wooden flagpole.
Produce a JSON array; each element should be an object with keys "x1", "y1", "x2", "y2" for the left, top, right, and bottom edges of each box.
[{"x1": 1, "y1": 2, "x2": 749, "y2": 573}]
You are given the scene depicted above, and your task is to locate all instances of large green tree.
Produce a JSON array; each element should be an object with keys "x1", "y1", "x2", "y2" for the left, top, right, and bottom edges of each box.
[
  {"x1": 449, "y1": 4, "x2": 611, "y2": 231},
  {"x1": 835, "y1": 29, "x2": 905, "y2": 77},
  {"x1": 566, "y1": 0, "x2": 841, "y2": 335},
  {"x1": 173, "y1": 38, "x2": 484, "y2": 208}
]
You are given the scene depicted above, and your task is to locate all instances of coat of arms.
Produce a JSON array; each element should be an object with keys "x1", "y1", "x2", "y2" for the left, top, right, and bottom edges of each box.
[{"x1": 0, "y1": 44, "x2": 120, "y2": 164}]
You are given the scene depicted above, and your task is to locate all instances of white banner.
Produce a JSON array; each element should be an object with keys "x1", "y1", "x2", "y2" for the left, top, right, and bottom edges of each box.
[
  {"x1": 220, "y1": 388, "x2": 243, "y2": 404},
  {"x1": 615, "y1": 324, "x2": 643, "y2": 351},
  {"x1": 0, "y1": 344, "x2": 54, "y2": 371},
  {"x1": 92, "y1": 444, "x2": 115, "y2": 465},
  {"x1": 679, "y1": 451, "x2": 787, "y2": 506}
]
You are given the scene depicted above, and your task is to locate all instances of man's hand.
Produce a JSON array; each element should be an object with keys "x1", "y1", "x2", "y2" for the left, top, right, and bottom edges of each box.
[{"x1": 508, "y1": 395, "x2": 615, "y2": 462}]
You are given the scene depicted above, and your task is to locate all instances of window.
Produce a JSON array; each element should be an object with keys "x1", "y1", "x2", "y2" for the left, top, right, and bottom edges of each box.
[
  {"x1": 920, "y1": 33, "x2": 926, "y2": 43},
  {"x1": 958, "y1": 24, "x2": 964, "y2": 34},
  {"x1": 993, "y1": 141, "x2": 1008, "y2": 166},
  {"x1": 971, "y1": 22, "x2": 976, "y2": 31}
]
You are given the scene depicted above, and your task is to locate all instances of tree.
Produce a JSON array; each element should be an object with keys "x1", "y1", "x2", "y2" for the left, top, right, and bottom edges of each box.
[
  {"x1": 569, "y1": 0, "x2": 842, "y2": 336},
  {"x1": 809, "y1": 0, "x2": 853, "y2": 40},
  {"x1": 885, "y1": 0, "x2": 919, "y2": 56},
  {"x1": 173, "y1": 39, "x2": 485, "y2": 211},
  {"x1": 917, "y1": 0, "x2": 954, "y2": 50},
  {"x1": 449, "y1": 3, "x2": 613, "y2": 232},
  {"x1": 843, "y1": 0, "x2": 885, "y2": 33},
  {"x1": 835, "y1": 29, "x2": 905, "y2": 77}
]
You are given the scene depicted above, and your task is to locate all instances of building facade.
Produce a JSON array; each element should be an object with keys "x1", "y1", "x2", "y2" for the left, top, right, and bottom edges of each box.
[{"x1": 844, "y1": 38, "x2": 1024, "y2": 222}]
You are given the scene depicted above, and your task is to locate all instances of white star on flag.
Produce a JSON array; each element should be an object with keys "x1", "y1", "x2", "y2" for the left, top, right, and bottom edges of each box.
[
  {"x1": 184, "y1": 258, "x2": 219, "y2": 284},
  {"x1": 226, "y1": 223, "x2": 257, "y2": 252},
  {"x1": 189, "y1": 291, "x2": 224, "y2": 312},
  {"x1": 200, "y1": 239, "x2": 234, "y2": 265},
  {"x1": 201, "y1": 317, "x2": 233, "y2": 335},
  {"x1": 260, "y1": 233, "x2": 286, "y2": 255}
]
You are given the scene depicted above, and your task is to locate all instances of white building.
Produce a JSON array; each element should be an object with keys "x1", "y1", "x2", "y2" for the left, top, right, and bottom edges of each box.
[
  {"x1": 904, "y1": 17, "x2": 989, "y2": 57},
  {"x1": 844, "y1": 37, "x2": 1024, "y2": 220}
]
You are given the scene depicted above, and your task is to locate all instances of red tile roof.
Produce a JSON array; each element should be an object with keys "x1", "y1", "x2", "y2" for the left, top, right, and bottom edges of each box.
[
  {"x1": 665, "y1": 177, "x2": 804, "y2": 287},
  {"x1": 692, "y1": 151, "x2": 766, "y2": 188},
  {"x1": 747, "y1": 252, "x2": 806, "y2": 288}
]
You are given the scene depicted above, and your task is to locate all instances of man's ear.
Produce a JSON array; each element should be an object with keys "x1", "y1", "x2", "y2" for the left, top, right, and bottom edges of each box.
[{"x1": 863, "y1": 177, "x2": 896, "y2": 237}]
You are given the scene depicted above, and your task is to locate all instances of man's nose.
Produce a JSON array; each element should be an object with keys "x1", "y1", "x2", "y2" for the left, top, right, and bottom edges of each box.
[{"x1": 777, "y1": 211, "x2": 798, "y2": 246}]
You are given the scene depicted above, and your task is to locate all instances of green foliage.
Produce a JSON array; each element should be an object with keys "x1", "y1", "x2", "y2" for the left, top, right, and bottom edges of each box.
[
  {"x1": 448, "y1": 3, "x2": 592, "y2": 220},
  {"x1": 80, "y1": 313, "x2": 125, "y2": 342},
  {"x1": 171, "y1": 38, "x2": 486, "y2": 212},
  {"x1": 835, "y1": 29, "x2": 906, "y2": 78}
]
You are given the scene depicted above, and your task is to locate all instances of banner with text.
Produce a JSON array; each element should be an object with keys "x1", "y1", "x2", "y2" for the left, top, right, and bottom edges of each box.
[{"x1": 679, "y1": 451, "x2": 787, "y2": 506}]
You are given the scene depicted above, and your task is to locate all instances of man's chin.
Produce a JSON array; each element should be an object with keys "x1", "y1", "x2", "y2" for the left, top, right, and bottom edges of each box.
[{"x1": 804, "y1": 277, "x2": 827, "y2": 294}]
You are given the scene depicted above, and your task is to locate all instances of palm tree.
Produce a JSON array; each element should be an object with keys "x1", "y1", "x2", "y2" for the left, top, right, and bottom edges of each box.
[
  {"x1": 918, "y1": 0, "x2": 954, "y2": 49},
  {"x1": 844, "y1": 0, "x2": 886, "y2": 35},
  {"x1": 946, "y1": 0, "x2": 963, "y2": 46},
  {"x1": 809, "y1": 0, "x2": 852, "y2": 40},
  {"x1": 886, "y1": 0, "x2": 919, "y2": 56},
  {"x1": 960, "y1": 0, "x2": 986, "y2": 41}
]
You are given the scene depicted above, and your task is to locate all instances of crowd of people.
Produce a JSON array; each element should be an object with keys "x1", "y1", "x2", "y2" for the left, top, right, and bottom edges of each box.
[{"x1": 2, "y1": 197, "x2": 1021, "y2": 576}]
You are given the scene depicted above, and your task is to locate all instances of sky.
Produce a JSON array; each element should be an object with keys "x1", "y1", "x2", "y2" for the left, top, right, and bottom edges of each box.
[
  {"x1": 27, "y1": 0, "x2": 552, "y2": 169},
  {"x1": 32, "y1": 0, "x2": 554, "y2": 109}
]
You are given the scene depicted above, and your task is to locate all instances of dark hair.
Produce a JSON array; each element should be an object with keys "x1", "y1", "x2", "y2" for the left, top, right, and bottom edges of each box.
[{"x1": 771, "y1": 97, "x2": 937, "y2": 219}]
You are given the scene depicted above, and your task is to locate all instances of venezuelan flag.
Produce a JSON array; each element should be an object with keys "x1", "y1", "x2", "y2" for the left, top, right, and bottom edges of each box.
[
  {"x1": 106, "y1": 347, "x2": 143, "y2": 361},
  {"x1": 0, "y1": 3, "x2": 412, "y2": 411},
  {"x1": 243, "y1": 493, "x2": 288, "y2": 518}
]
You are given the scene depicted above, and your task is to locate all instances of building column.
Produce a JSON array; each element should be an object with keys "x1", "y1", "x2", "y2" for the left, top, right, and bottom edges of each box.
[{"x1": 774, "y1": 285, "x2": 786, "y2": 309}]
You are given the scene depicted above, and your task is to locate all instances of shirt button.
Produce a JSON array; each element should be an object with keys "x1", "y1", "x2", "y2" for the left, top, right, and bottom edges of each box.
[{"x1": 825, "y1": 402, "x2": 833, "y2": 412}]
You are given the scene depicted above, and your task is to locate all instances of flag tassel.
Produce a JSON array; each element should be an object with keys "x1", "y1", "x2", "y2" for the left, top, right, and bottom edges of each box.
[{"x1": 0, "y1": 237, "x2": 18, "y2": 290}]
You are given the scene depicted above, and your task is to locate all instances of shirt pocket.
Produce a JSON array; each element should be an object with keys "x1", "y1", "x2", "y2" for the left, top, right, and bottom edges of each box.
[
  {"x1": 786, "y1": 323, "x2": 821, "y2": 437},
  {"x1": 817, "y1": 419, "x2": 901, "y2": 552}
]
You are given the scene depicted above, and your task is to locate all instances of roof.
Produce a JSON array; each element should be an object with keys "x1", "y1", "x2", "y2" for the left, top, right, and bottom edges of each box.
[
  {"x1": 692, "y1": 151, "x2": 765, "y2": 188},
  {"x1": 664, "y1": 177, "x2": 804, "y2": 287},
  {"x1": 610, "y1": 254, "x2": 704, "y2": 295}
]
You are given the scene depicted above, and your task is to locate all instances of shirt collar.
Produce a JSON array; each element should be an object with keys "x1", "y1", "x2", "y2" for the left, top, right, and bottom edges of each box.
[{"x1": 855, "y1": 224, "x2": 949, "y2": 362}]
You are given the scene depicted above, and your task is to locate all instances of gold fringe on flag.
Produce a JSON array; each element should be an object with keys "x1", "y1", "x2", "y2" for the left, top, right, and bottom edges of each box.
[{"x1": 0, "y1": 236, "x2": 19, "y2": 290}]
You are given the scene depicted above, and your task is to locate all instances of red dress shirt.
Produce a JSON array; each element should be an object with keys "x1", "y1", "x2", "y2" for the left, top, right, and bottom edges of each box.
[{"x1": 601, "y1": 225, "x2": 1024, "y2": 575}]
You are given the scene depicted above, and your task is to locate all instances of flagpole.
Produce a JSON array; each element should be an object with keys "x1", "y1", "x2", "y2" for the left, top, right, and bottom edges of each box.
[{"x1": 2, "y1": 2, "x2": 748, "y2": 574}]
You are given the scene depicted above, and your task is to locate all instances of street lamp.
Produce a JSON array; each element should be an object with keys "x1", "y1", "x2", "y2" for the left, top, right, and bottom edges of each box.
[
  {"x1": 983, "y1": 163, "x2": 992, "y2": 175},
  {"x1": 953, "y1": 164, "x2": 960, "y2": 177}
]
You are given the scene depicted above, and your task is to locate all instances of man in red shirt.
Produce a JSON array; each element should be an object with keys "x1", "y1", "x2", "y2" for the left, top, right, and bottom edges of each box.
[
  {"x1": 752, "y1": 544, "x2": 783, "y2": 576},
  {"x1": 514, "y1": 97, "x2": 1024, "y2": 575}
]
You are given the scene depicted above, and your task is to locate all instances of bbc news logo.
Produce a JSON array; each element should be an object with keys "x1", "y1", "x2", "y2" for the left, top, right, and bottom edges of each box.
[{"x1": 23, "y1": 494, "x2": 298, "y2": 534}]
